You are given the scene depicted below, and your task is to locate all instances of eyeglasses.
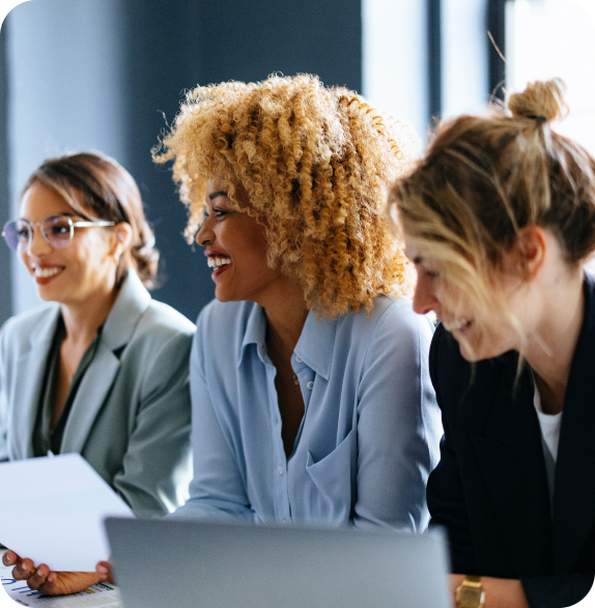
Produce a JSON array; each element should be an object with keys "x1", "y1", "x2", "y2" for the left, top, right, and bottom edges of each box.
[{"x1": 2, "y1": 215, "x2": 116, "y2": 251}]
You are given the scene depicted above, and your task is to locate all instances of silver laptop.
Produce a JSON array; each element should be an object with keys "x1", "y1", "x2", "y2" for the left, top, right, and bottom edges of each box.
[{"x1": 105, "y1": 517, "x2": 452, "y2": 608}]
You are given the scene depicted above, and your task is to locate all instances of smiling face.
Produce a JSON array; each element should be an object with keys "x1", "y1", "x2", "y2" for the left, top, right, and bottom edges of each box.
[
  {"x1": 19, "y1": 182, "x2": 119, "y2": 306},
  {"x1": 405, "y1": 239, "x2": 526, "y2": 362},
  {"x1": 196, "y1": 178, "x2": 286, "y2": 306}
]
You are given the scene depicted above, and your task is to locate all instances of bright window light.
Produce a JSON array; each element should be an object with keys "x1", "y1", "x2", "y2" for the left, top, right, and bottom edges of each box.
[{"x1": 506, "y1": 0, "x2": 595, "y2": 154}]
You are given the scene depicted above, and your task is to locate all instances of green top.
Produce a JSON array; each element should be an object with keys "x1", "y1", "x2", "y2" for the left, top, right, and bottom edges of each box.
[{"x1": 33, "y1": 316, "x2": 102, "y2": 456}]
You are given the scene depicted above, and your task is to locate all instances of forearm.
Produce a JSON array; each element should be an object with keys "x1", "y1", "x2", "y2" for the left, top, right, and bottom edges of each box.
[
  {"x1": 450, "y1": 573, "x2": 595, "y2": 608},
  {"x1": 451, "y1": 575, "x2": 529, "y2": 608}
]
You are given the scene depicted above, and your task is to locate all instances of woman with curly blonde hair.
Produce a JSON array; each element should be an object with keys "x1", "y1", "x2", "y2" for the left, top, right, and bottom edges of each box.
[
  {"x1": 391, "y1": 79, "x2": 595, "y2": 607},
  {"x1": 153, "y1": 73, "x2": 441, "y2": 529}
]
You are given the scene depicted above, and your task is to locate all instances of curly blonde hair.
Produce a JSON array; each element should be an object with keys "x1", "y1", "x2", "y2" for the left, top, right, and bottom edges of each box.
[
  {"x1": 153, "y1": 74, "x2": 417, "y2": 317},
  {"x1": 390, "y1": 78, "x2": 595, "y2": 355}
]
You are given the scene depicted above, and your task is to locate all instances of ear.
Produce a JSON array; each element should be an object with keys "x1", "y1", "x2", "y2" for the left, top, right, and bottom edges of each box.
[
  {"x1": 510, "y1": 225, "x2": 548, "y2": 280},
  {"x1": 110, "y1": 222, "x2": 133, "y2": 259},
  {"x1": 389, "y1": 202, "x2": 400, "y2": 228}
]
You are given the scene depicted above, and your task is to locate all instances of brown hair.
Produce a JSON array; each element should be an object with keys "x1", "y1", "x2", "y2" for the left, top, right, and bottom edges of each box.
[
  {"x1": 153, "y1": 73, "x2": 418, "y2": 317},
  {"x1": 390, "y1": 78, "x2": 595, "y2": 317},
  {"x1": 23, "y1": 152, "x2": 159, "y2": 288}
]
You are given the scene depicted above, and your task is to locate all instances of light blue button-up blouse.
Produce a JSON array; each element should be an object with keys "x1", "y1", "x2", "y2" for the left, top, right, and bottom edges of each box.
[{"x1": 174, "y1": 294, "x2": 441, "y2": 531}]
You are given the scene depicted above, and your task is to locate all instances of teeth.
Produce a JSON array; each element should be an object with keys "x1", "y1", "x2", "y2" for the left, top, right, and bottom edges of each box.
[
  {"x1": 207, "y1": 256, "x2": 231, "y2": 270},
  {"x1": 34, "y1": 267, "x2": 62, "y2": 278},
  {"x1": 444, "y1": 318, "x2": 470, "y2": 332}
]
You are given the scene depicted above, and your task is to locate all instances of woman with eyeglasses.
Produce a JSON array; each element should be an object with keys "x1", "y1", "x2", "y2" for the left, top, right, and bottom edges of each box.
[{"x1": 0, "y1": 152, "x2": 195, "y2": 593}]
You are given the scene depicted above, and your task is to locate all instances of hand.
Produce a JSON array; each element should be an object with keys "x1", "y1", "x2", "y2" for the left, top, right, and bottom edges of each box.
[
  {"x1": 2, "y1": 549, "x2": 101, "y2": 596},
  {"x1": 96, "y1": 560, "x2": 114, "y2": 585},
  {"x1": 450, "y1": 574, "x2": 529, "y2": 608}
]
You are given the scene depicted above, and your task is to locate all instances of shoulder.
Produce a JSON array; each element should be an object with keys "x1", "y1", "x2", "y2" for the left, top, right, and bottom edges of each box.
[
  {"x1": 107, "y1": 273, "x2": 196, "y2": 349},
  {"x1": 323, "y1": 295, "x2": 435, "y2": 371},
  {"x1": 125, "y1": 299, "x2": 195, "y2": 366},
  {"x1": 339, "y1": 294, "x2": 434, "y2": 344},
  {"x1": 0, "y1": 303, "x2": 59, "y2": 346},
  {"x1": 192, "y1": 299, "x2": 263, "y2": 368},
  {"x1": 139, "y1": 298, "x2": 196, "y2": 337},
  {"x1": 195, "y1": 299, "x2": 258, "y2": 340}
]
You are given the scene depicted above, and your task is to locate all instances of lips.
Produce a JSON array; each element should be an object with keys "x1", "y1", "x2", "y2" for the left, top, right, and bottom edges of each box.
[
  {"x1": 205, "y1": 251, "x2": 232, "y2": 281},
  {"x1": 32, "y1": 265, "x2": 63, "y2": 285},
  {"x1": 442, "y1": 318, "x2": 472, "y2": 333}
]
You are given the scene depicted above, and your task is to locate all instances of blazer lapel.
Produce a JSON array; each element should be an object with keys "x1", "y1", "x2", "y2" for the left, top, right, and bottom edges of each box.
[
  {"x1": 10, "y1": 309, "x2": 60, "y2": 459},
  {"x1": 60, "y1": 271, "x2": 150, "y2": 453},
  {"x1": 552, "y1": 276, "x2": 595, "y2": 572},
  {"x1": 469, "y1": 360, "x2": 553, "y2": 574},
  {"x1": 61, "y1": 342, "x2": 121, "y2": 453}
]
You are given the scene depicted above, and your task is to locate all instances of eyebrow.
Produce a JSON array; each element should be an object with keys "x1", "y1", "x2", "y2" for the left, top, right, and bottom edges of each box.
[
  {"x1": 20, "y1": 212, "x2": 76, "y2": 221},
  {"x1": 208, "y1": 190, "x2": 228, "y2": 201}
]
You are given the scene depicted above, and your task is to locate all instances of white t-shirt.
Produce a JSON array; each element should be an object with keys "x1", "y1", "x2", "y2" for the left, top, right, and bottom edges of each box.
[{"x1": 533, "y1": 386, "x2": 562, "y2": 461}]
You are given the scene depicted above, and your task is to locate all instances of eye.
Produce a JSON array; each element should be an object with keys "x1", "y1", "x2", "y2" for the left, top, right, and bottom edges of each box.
[
  {"x1": 204, "y1": 204, "x2": 230, "y2": 221},
  {"x1": 49, "y1": 223, "x2": 70, "y2": 236},
  {"x1": 413, "y1": 260, "x2": 440, "y2": 280},
  {"x1": 206, "y1": 190, "x2": 232, "y2": 219}
]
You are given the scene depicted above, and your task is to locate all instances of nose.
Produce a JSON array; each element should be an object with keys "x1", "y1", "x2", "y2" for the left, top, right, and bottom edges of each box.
[
  {"x1": 412, "y1": 273, "x2": 440, "y2": 315},
  {"x1": 26, "y1": 224, "x2": 52, "y2": 257},
  {"x1": 196, "y1": 216, "x2": 214, "y2": 247}
]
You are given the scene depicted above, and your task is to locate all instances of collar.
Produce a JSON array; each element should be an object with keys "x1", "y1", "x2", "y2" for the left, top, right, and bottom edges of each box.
[
  {"x1": 237, "y1": 303, "x2": 336, "y2": 380},
  {"x1": 293, "y1": 312, "x2": 336, "y2": 380},
  {"x1": 238, "y1": 303, "x2": 268, "y2": 367},
  {"x1": 100, "y1": 270, "x2": 152, "y2": 351}
]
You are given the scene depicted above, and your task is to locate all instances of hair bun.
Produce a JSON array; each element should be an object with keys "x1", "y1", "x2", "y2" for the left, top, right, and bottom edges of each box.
[{"x1": 508, "y1": 78, "x2": 568, "y2": 124}]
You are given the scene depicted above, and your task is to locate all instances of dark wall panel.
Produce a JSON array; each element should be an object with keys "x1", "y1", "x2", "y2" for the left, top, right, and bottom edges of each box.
[
  {"x1": 117, "y1": 0, "x2": 207, "y2": 323},
  {"x1": 0, "y1": 20, "x2": 12, "y2": 327},
  {"x1": 198, "y1": 0, "x2": 362, "y2": 91}
]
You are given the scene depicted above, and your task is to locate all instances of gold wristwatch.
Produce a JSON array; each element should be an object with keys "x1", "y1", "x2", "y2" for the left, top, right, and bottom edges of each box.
[{"x1": 455, "y1": 575, "x2": 485, "y2": 608}]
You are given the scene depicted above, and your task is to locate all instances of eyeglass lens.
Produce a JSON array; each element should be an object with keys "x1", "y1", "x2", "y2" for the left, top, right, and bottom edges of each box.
[{"x1": 3, "y1": 216, "x2": 73, "y2": 251}]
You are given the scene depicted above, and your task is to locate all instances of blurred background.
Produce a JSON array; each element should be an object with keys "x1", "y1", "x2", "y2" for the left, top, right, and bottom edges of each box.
[{"x1": 0, "y1": 0, "x2": 593, "y2": 326}]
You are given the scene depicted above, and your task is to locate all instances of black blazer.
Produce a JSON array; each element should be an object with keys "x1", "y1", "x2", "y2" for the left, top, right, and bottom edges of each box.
[{"x1": 427, "y1": 275, "x2": 595, "y2": 608}]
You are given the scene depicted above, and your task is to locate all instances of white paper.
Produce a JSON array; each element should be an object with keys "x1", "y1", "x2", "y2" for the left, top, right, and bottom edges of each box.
[
  {"x1": 0, "y1": 453, "x2": 133, "y2": 572},
  {"x1": 0, "y1": 559, "x2": 122, "y2": 608}
]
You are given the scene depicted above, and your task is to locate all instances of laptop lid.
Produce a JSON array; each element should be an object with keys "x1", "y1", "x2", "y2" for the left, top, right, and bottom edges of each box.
[{"x1": 105, "y1": 517, "x2": 452, "y2": 608}]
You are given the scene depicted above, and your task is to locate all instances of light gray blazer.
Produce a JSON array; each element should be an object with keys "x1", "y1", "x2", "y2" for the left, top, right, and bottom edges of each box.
[{"x1": 0, "y1": 270, "x2": 196, "y2": 517}]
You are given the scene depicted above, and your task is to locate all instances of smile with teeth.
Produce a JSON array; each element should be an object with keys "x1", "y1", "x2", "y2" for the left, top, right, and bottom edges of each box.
[
  {"x1": 33, "y1": 266, "x2": 62, "y2": 278},
  {"x1": 443, "y1": 318, "x2": 472, "y2": 333},
  {"x1": 207, "y1": 256, "x2": 231, "y2": 270}
]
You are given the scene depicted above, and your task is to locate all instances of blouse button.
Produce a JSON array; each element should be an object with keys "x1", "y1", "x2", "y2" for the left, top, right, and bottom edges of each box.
[
  {"x1": 295, "y1": 356, "x2": 303, "y2": 363},
  {"x1": 306, "y1": 380, "x2": 314, "y2": 390}
]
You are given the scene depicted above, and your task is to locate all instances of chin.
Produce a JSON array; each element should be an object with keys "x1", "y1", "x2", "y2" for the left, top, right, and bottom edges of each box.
[
  {"x1": 458, "y1": 340, "x2": 511, "y2": 363},
  {"x1": 214, "y1": 289, "x2": 243, "y2": 303},
  {"x1": 458, "y1": 343, "x2": 481, "y2": 362},
  {"x1": 35, "y1": 288, "x2": 60, "y2": 303},
  {"x1": 456, "y1": 337, "x2": 491, "y2": 363}
]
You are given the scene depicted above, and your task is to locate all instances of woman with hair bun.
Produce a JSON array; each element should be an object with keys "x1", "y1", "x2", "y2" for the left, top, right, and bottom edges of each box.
[
  {"x1": 1, "y1": 152, "x2": 195, "y2": 593},
  {"x1": 153, "y1": 73, "x2": 441, "y2": 529},
  {"x1": 390, "y1": 79, "x2": 595, "y2": 607}
]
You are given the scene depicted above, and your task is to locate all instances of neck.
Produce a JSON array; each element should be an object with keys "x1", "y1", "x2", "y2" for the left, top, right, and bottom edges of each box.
[
  {"x1": 60, "y1": 285, "x2": 119, "y2": 349},
  {"x1": 526, "y1": 267, "x2": 584, "y2": 414},
  {"x1": 261, "y1": 277, "x2": 308, "y2": 354}
]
